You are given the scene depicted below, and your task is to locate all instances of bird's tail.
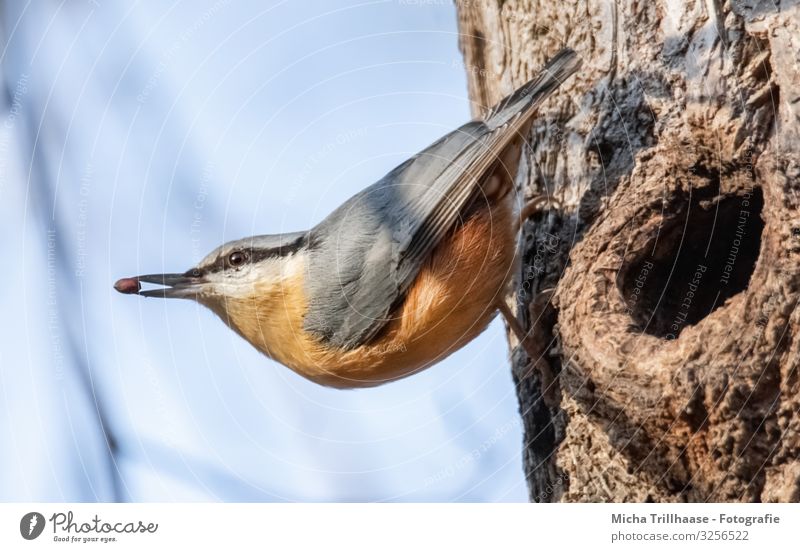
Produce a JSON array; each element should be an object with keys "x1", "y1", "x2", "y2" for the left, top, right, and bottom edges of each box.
[{"x1": 483, "y1": 48, "x2": 581, "y2": 131}]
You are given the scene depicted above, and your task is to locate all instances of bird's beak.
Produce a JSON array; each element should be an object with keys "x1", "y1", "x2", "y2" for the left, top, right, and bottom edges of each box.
[{"x1": 114, "y1": 271, "x2": 204, "y2": 299}]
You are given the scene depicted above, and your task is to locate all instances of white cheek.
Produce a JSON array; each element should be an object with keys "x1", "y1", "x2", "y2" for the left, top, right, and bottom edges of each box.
[
  {"x1": 205, "y1": 254, "x2": 304, "y2": 299},
  {"x1": 214, "y1": 279, "x2": 253, "y2": 298},
  {"x1": 280, "y1": 255, "x2": 304, "y2": 279},
  {"x1": 210, "y1": 264, "x2": 275, "y2": 298},
  {"x1": 217, "y1": 270, "x2": 261, "y2": 298}
]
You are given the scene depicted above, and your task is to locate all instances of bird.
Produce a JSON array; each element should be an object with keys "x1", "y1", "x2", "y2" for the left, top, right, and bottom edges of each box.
[{"x1": 115, "y1": 48, "x2": 581, "y2": 389}]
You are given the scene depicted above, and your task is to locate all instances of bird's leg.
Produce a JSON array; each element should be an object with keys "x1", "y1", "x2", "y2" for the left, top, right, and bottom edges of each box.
[
  {"x1": 496, "y1": 294, "x2": 559, "y2": 408},
  {"x1": 496, "y1": 300, "x2": 536, "y2": 358},
  {"x1": 514, "y1": 195, "x2": 562, "y2": 234}
]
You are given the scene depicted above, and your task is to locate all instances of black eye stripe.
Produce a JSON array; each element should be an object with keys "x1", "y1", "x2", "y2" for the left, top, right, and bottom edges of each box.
[
  {"x1": 201, "y1": 235, "x2": 307, "y2": 275},
  {"x1": 250, "y1": 235, "x2": 307, "y2": 262}
]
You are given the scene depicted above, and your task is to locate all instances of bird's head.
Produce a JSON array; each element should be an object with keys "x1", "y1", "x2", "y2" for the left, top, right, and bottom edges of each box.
[{"x1": 114, "y1": 232, "x2": 307, "y2": 306}]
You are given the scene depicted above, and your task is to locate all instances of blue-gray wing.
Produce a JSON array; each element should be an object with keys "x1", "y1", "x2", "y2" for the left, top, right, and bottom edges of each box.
[{"x1": 304, "y1": 49, "x2": 581, "y2": 349}]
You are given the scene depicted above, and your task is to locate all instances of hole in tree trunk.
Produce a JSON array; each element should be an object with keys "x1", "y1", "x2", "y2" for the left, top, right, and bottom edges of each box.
[{"x1": 619, "y1": 188, "x2": 764, "y2": 339}]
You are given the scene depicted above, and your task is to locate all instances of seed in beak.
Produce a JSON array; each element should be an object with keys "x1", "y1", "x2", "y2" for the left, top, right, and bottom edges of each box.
[{"x1": 114, "y1": 277, "x2": 141, "y2": 294}]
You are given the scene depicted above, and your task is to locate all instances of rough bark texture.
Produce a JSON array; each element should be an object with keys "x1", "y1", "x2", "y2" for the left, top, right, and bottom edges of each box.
[{"x1": 456, "y1": 0, "x2": 800, "y2": 502}]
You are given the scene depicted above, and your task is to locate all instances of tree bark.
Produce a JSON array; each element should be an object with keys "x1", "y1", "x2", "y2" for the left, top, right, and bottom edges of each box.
[{"x1": 456, "y1": 0, "x2": 800, "y2": 502}]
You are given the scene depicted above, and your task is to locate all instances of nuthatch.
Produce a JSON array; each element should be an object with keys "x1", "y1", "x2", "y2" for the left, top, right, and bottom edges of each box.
[{"x1": 115, "y1": 49, "x2": 580, "y2": 388}]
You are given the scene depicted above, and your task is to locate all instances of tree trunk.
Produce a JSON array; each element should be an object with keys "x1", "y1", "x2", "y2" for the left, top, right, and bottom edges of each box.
[{"x1": 456, "y1": 0, "x2": 800, "y2": 502}]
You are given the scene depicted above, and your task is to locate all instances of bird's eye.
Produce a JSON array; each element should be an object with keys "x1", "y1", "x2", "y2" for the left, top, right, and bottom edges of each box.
[{"x1": 228, "y1": 250, "x2": 247, "y2": 267}]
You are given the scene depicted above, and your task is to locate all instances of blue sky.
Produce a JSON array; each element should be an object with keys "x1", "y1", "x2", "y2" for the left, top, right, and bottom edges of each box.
[{"x1": 0, "y1": 0, "x2": 528, "y2": 502}]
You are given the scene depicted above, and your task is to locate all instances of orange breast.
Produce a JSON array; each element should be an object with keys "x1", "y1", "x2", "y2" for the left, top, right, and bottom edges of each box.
[{"x1": 217, "y1": 194, "x2": 517, "y2": 388}]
